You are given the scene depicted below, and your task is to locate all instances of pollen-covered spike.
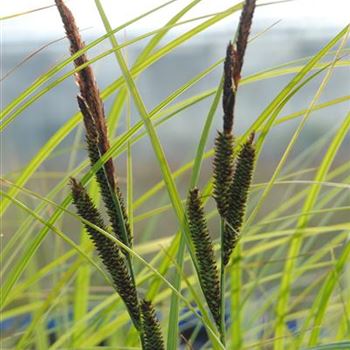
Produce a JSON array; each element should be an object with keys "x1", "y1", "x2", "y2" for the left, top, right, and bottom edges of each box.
[
  {"x1": 233, "y1": 0, "x2": 256, "y2": 87},
  {"x1": 55, "y1": 0, "x2": 114, "y2": 186},
  {"x1": 140, "y1": 299, "x2": 165, "y2": 350},
  {"x1": 223, "y1": 133, "x2": 255, "y2": 266},
  {"x1": 213, "y1": 131, "x2": 235, "y2": 218},
  {"x1": 223, "y1": 42, "x2": 235, "y2": 134},
  {"x1": 70, "y1": 178, "x2": 140, "y2": 328},
  {"x1": 56, "y1": 0, "x2": 133, "y2": 250},
  {"x1": 187, "y1": 188, "x2": 221, "y2": 328}
]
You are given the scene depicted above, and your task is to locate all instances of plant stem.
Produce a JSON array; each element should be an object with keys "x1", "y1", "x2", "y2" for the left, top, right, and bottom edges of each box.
[
  {"x1": 220, "y1": 219, "x2": 226, "y2": 347},
  {"x1": 231, "y1": 244, "x2": 242, "y2": 349}
]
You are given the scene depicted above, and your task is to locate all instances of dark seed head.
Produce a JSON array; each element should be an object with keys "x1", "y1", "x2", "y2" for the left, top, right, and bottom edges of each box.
[
  {"x1": 141, "y1": 299, "x2": 165, "y2": 350},
  {"x1": 223, "y1": 133, "x2": 255, "y2": 266},
  {"x1": 187, "y1": 188, "x2": 221, "y2": 328}
]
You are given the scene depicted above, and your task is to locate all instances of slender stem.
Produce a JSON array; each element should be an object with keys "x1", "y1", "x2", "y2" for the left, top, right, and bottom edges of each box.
[
  {"x1": 220, "y1": 219, "x2": 226, "y2": 347},
  {"x1": 231, "y1": 244, "x2": 242, "y2": 349}
]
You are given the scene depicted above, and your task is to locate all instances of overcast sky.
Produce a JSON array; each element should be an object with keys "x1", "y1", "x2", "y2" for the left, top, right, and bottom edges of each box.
[{"x1": 2, "y1": 0, "x2": 349, "y2": 41}]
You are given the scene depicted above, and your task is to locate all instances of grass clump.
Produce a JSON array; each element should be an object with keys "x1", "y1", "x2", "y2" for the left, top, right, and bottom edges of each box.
[
  {"x1": 55, "y1": 0, "x2": 164, "y2": 346},
  {"x1": 64, "y1": 0, "x2": 256, "y2": 345}
]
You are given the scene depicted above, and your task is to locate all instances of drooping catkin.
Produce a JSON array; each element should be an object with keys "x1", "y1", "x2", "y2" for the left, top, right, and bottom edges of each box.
[
  {"x1": 140, "y1": 299, "x2": 165, "y2": 350},
  {"x1": 56, "y1": 0, "x2": 132, "y2": 249},
  {"x1": 70, "y1": 178, "x2": 140, "y2": 328},
  {"x1": 187, "y1": 188, "x2": 221, "y2": 328},
  {"x1": 223, "y1": 133, "x2": 255, "y2": 266}
]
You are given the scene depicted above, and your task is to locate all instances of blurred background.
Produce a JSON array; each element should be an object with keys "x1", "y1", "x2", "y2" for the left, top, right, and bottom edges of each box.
[{"x1": 2, "y1": 0, "x2": 349, "y2": 173}]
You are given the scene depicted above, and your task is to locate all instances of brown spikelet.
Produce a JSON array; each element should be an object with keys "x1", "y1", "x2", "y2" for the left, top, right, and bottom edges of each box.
[
  {"x1": 69, "y1": 178, "x2": 140, "y2": 328},
  {"x1": 55, "y1": 0, "x2": 114, "y2": 186},
  {"x1": 213, "y1": 131, "x2": 235, "y2": 218},
  {"x1": 223, "y1": 42, "x2": 235, "y2": 134},
  {"x1": 233, "y1": 0, "x2": 256, "y2": 88},
  {"x1": 56, "y1": 1, "x2": 132, "y2": 249},
  {"x1": 221, "y1": 0, "x2": 256, "y2": 135},
  {"x1": 223, "y1": 132, "x2": 255, "y2": 266},
  {"x1": 187, "y1": 188, "x2": 221, "y2": 328},
  {"x1": 140, "y1": 299, "x2": 165, "y2": 350}
]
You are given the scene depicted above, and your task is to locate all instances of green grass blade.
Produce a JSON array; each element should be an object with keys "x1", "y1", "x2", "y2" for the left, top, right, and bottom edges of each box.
[
  {"x1": 0, "y1": 191, "x2": 112, "y2": 306},
  {"x1": 241, "y1": 25, "x2": 350, "y2": 144},
  {"x1": 304, "y1": 342, "x2": 350, "y2": 350},
  {"x1": 307, "y1": 241, "x2": 350, "y2": 346},
  {"x1": 275, "y1": 111, "x2": 350, "y2": 347}
]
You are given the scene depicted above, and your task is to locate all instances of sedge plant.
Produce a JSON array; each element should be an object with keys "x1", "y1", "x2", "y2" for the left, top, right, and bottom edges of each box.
[
  {"x1": 1, "y1": 0, "x2": 349, "y2": 349},
  {"x1": 56, "y1": 0, "x2": 164, "y2": 347},
  {"x1": 59, "y1": 0, "x2": 257, "y2": 346}
]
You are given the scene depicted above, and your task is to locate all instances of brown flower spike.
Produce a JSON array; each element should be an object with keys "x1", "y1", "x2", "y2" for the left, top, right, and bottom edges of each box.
[
  {"x1": 223, "y1": 42, "x2": 235, "y2": 134},
  {"x1": 55, "y1": 0, "x2": 112, "y2": 179},
  {"x1": 58, "y1": 2, "x2": 166, "y2": 346},
  {"x1": 55, "y1": 0, "x2": 132, "y2": 249},
  {"x1": 233, "y1": 0, "x2": 256, "y2": 88}
]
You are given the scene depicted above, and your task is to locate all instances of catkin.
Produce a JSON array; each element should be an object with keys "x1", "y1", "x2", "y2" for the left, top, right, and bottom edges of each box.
[
  {"x1": 70, "y1": 178, "x2": 140, "y2": 328},
  {"x1": 187, "y1": 188, "x2": 221, "y2": 328},
  {"x1": 140, "y1": 299, "x2": 165, "y2": 350},
  {"x1": 223, "y1": 42, "x2": 235, "y2": 134},
  {"x1": 223, "y1": 133, "x2": 255, "y2": 266},
  {"x1": 233, "y1": 0, "x2": 257, "y2": 88},
  {"x1": 213, "y1": 131, "x2": 235, "y2": 218},
  {"x1": 56, "y1": 0, "x2": 132, "y2": 249}
]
